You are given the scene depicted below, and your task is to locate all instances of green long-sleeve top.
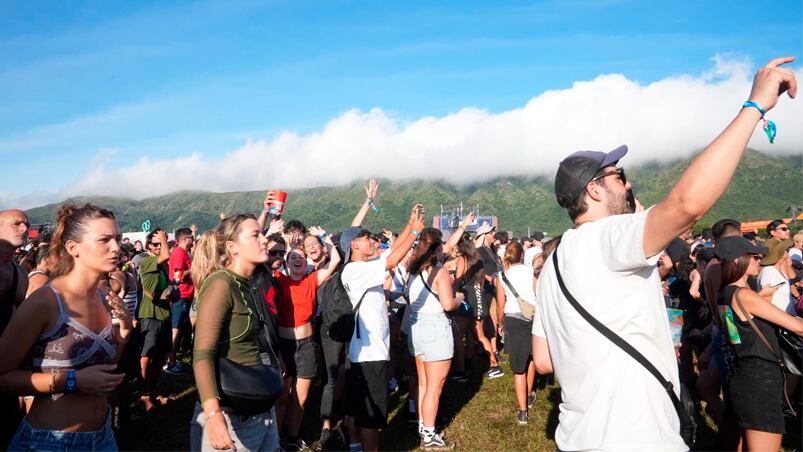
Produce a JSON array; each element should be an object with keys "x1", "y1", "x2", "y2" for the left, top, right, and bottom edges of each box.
[{"x1": 192, "y1": 269, "x2": 261, "y2": 404}]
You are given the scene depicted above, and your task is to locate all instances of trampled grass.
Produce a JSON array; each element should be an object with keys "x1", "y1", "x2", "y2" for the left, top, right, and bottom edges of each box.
[{"x1": 116, "y1": 354, "x2": 802, "y2": 451}]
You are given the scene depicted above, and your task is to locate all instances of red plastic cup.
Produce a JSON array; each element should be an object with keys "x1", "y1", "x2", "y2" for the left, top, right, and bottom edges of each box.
[{"x1": 268, "y1": 190, "x2": 288, "y2": 217}]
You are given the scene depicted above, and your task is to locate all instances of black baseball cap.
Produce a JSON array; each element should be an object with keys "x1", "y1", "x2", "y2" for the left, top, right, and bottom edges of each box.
[
  {"x1": 339, "y1": 227, "x2": 370, "y2": 262},
  {"x1": 713, "y1": 236, "x2": 768, "y2": 262},
  {"x1": 555, "y1": 145, "x2": 628, "y2": 207}
]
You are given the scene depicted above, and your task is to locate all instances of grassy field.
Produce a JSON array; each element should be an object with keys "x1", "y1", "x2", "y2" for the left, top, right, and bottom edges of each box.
[{"x1": 116, "y1": 354, "x2": 802, "y2": 451}]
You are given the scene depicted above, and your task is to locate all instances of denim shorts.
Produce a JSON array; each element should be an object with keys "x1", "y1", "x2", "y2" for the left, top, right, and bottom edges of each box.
[
  {"x1": 171, "y1": 298, "x2": 192, "y2": 330},
  {"x1": 407, "y1": 312, "x2": 453, "y2": 362},
  {"x1": 190, "y1": 402, "x2": 279, "y2": 452},
  {"x1": 9, "y1": 407, "x2": 116, "y2": 451},
  {"x1": 729, "y1": 357, "x2": 786, "y2": 434}
]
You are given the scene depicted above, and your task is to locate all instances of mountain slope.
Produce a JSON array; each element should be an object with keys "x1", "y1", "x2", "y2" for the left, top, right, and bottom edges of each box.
[{"x1": 26, "y1": 150, "x2": 802, "y2": 236}]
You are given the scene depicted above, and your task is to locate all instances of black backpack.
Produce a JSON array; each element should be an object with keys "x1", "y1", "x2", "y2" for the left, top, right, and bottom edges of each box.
[{"x1": 319, "y1": 267, "x2": 367, "y2": 343}]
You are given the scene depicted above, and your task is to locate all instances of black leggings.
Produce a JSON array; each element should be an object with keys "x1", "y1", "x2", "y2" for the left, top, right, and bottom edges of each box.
[{"x1": 319, "y1": 324, "x2": 347, "y2": 421}]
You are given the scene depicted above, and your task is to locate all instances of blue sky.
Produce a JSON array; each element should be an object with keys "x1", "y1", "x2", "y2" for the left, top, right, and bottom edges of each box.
[{"x1": 1, "y1": 0, "x2": 801, "y2": 207}]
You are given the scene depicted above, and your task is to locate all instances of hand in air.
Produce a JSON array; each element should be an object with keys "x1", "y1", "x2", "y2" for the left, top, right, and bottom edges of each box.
[
  {"x1": 364, "y1": 178, "x2": 379, "y2": 200},
  {"x1": 748, "y1": 56, "x2": 797, "y2": 112}
]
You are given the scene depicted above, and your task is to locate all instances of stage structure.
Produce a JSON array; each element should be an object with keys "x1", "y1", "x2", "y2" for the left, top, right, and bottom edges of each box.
[{"x1": 432, "y1": 202, "x2": 497, "y2": 234}]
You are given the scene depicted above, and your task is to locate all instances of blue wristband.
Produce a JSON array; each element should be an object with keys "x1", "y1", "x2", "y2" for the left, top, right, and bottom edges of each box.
[
  {"x1": 742, "y1": 100, "x2": 766, "y2": 117},
  {"x1": 66, "y1": 370, "x2": 76, "y2": 393},
  {"x1": 742, "y1": 101, "x2": 776, "y2": 144}
]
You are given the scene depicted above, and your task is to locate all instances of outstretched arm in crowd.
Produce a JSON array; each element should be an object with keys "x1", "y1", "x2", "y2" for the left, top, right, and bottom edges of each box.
[
  {"x1": 310, "y1": 226, "x2": 342, "y2": 285},
  {"x1": 442, "y1": 212, "x2": 476, "y2": 256},
  {"x1": 155, "y1": 230, "x2": 170, "y2": 264},
  {"x1": 385, "y1": 203, "x2": 426, "y2": 271},
  {"x1": 644, "y1": 57, "x2": 797, "y2": 257},
  {"x1": 351, "y1": 178, "x2": 379, "y2": 227}
]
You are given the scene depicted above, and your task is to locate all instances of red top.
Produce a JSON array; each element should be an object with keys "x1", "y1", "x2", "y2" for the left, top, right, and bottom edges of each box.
[
  {"x1": 168, "y1": 247, "x2": 194, "y2": 299},
  {"x1": 275, "y1": 271, "x2": 319, "y2": 328}
]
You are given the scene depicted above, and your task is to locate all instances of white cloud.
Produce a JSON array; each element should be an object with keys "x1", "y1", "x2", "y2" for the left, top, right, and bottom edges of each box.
[{"x1": 8, "y1": 56, "x2": 803, "y2": 209}]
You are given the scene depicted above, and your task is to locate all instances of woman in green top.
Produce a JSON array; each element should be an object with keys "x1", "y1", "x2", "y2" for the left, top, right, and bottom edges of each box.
[{"x1": 190, "y1": 214, "x2": 279, "y2": 452}]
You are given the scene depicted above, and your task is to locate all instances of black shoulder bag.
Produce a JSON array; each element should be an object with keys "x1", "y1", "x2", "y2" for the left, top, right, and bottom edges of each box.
[{"x1": 551, "y1": 250, "x2": 696, "y2": 448}]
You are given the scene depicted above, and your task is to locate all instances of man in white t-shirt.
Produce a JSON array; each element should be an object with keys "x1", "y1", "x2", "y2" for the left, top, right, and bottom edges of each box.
[
  {"x1": 530, "y1": 57, "x2": 796, "y2": 451},
  {"x1": 758, "y1": 239, "x2": 794, "y2": 312},
  {"x1": 339, "y1": 204, "x2": 425, "y2": 452},
  {"x1": 523, "y1": 232, "x2": 545, "y2": 267}
]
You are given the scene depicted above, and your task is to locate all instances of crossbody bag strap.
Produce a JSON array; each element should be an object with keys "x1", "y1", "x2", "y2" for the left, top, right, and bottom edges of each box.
[
  {"x1": 353, "y1": 288, "x2": 369, "y2": 339},
  {"x1": 732, "y1": 288, "x2": 783, "y2": 364},
  {"x1": 500, "y1": 271, "x2": 521, "y2": 299},
  {"x1": 551, "y1": 250, "x2": 687, "y2": 415}
]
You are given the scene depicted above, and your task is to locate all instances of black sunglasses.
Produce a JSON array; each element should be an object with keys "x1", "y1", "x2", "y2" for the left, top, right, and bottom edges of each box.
[
  {"x1": 268, "y1": 249, "x2": 285, "y2": 257},
  {"x1": 149, "y1": 242, "x2": 161, "y2": 247},
  {"x1": 590, "y1": 167, "x2": 627, "y2": 185},
  {"x1": 776, "y1": 227, "x2": 790, "y2": 232}
]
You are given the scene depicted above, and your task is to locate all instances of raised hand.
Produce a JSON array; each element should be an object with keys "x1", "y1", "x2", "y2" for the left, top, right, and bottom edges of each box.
[
  {"x1": 364, "y1": 178, "x2": 379, "y2": 199},
  {"x1": 748, "y1": 56, "x2": 797, "y2": 112},
  {"x1": 263, "y1": 190, "x2": 280, "y2": 210},
  {"x1": 460, "y1": 212, "x2": 477, "y2": 229},
  {"x1": 266, "y1": 218, "x2": 284, "y2": 236},
  {"x1": 309, "y1": 226, "x2": 326, "y2": 237},
  {"x1": 219, "y1": 212, "x2": 227, "y2": 221},
  {"x1": 410, "y1": 204, "x2": 426, "y2": 231}
]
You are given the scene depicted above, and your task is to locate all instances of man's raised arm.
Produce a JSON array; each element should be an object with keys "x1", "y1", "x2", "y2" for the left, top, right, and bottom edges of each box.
[{"x1": 644, "y1": 57, "x2": 797, "y2": 257}]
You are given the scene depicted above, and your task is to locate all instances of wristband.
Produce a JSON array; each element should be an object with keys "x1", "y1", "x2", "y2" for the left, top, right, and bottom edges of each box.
[
  {"x1": 207, "y1": 408, "x2": 223, "y2": 420},
  {"x1": 367, "y1": 199, "x2": 379, "y2": 214},
  {"x1": 320, "y1": 232, "x2": 329, "y2": 241},
  {"x1": 65, "y1": 370, "x2": 76, "y2": 393},
  {"x1": 411, "y1": 230, "x2": 420, "y2": 237},
  {"x1": 742, "y1": 101, "x2": 776, "y2": 143}
]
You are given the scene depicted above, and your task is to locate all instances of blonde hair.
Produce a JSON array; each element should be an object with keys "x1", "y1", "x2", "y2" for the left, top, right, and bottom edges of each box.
[
  {"x1": 191, "y1": 231, "x2": 217, "y2": 289},
  {"x1": 193, "y1": 214, "x2": 256, "y2": 289},
  {"x1": 48, "y1": 204, "x2": 116, "y2": 278}
]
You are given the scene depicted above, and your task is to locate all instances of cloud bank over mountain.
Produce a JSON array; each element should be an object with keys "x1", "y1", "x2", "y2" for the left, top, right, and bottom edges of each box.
[{"x1": 6, "y1": 56, "x2": 802, "y2": 209}]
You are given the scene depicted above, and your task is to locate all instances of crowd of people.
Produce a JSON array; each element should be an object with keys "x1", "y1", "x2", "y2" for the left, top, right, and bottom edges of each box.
[{"x1": 0, "y1": 57, "x2": 799, "y2": 452}]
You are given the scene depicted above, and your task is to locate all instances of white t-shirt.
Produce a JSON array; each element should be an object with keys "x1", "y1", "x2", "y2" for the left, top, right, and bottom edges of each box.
[
  {"x1": 496, "y1": 243, "x2": 507, "y2": 259},
  {"x1": 524, "y1": 246, "x2": 543, "y2": 267},
  {"x1": 533, "y1": 209, "x2": 686, "y2": 452},
  {"x1": 341, "y1": 251, "x2": 391, "y2": 363},
  {"x1": 758, "y1": 265, "x2": 792, "y2": 312},
  {"x1": 501, "y1": 264, "x2": 536, "y2": 316}
]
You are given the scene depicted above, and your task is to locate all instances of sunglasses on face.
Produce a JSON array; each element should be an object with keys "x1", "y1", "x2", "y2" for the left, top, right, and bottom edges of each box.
[
  {"x1": 776, "y1": 227, "x2": 790, "y2": 232},
  {"x1": 150, "y1": 242, "x2": 161, "y2": 247},
  {"x1": 590, "y1": 167, "x2": 627, "y2": 185},
  {"x1": 268, "y1": 250, "x2": 285, "y2": 257}
]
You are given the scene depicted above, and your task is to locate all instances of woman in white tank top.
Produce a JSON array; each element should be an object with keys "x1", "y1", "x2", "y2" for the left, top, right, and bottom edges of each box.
[{"x1": 405, "y1": 228, "x2": 459, "y2": 449}]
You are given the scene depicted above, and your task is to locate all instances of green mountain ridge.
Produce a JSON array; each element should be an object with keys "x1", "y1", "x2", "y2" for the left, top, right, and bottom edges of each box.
[{"x1": 26, "y1": 150, "x2": 802, "y2": 236}]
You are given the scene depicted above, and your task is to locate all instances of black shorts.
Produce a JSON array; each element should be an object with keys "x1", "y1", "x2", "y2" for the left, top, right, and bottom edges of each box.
[
  {"x1": 139, "y1": 318, "x2": 171, "y2": 358},
  {"x1": 116, "y1": 327, "x2": 142, "y2": 379},
  {"x1": 279, "y1": 337, "x2": 319, "y2": 379},
  {"x1": 346, "y1": 360, "x2": 388, "y2": 429},
  {"x1": 504, "y1": 315, "x2": 533, "y2": 374},
  {"x1": 729, "y1": 357, "x2": 786, "y2": 434}
]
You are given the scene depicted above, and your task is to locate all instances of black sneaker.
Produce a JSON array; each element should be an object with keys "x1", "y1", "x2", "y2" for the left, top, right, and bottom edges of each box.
[
  {"x1": 449, "y1": 371, "x2": 469, "y2": 383},
  {"x1": 319, "y1": 428, "x2": 334, "y2": 450},
  {"x1": 421, "y1": 432, "x2": 455, "y2": 450},
  {"x1": 527, "y1": 391, "x2": 537, "y2": 408},
  {"x1": 484, "y1": 366, "x2": 504, "y2": 379},
  {"x1": 516, "y1": 409, "x2": 529, "y2": 425}
]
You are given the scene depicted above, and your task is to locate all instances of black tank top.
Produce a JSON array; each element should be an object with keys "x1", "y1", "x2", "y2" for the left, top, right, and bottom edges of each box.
[
  {"x1": 721, "y1": 284, "x2": 780, "y2": 363},
  {"x1": 0, "y1": 263, "x2": 19, "y2": 336}
]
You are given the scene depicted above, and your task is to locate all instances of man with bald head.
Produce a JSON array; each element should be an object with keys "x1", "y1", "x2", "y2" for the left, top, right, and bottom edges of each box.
[
  {"x1": 0, "y1": 208, "x2": 30, "y2": 449},
  {"x1": 0, "y1": 209, "x2": 29, "y2": 334}
]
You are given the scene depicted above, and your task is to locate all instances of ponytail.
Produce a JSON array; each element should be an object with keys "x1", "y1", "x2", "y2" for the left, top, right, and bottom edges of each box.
[{"x1": 47, "y1": 204, "x2": 116, "y2": 278}]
